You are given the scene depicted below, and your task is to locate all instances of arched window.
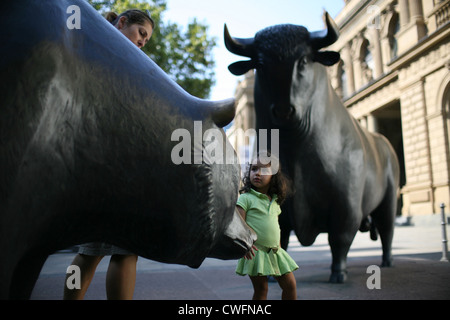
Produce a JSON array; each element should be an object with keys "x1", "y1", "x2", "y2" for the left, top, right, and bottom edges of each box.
[
  {"x1": 361, "y1": 41, "x2": 374, "y2": 83},
  {"x1": 443, "y1": 82, "x2": 450, "y2": 189},
  {"x1": 445, "y1": 83, "x2": 450, "y2": 120},
  {"x1": 389, "y1": 15, "x2": 400, "y2": 60},
  {"x1": 341, "y1": 63, "x2": 348, "y2": 98}
]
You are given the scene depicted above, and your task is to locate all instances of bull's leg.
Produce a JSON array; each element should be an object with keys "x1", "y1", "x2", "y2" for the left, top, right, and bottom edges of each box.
[
  {"x1": 279, "y1": 200, "x2": 294, "y2": 250},
  {"x1": 328, "y1": 227, "x2": 358, "y2": 283},
  {"x1": 280, "y1": 227, "x2": 291, "y2": 250},
  {"x1": 0, "y1": 266, "x2": 14, "y2": 299},
  {"x1": 372, "y1": 187, "x2": 397, "y2": 267},
  {"x1": 9, "y1": 251, "x2": 48, "y2": 299}
]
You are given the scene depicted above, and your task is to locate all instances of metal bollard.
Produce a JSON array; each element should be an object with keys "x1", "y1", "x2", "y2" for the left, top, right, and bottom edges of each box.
[{"x1": 439, "y1": 203, "x2": 449, "y2": 262}]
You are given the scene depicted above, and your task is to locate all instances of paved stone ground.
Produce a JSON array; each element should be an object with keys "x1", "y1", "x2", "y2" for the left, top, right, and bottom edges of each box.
[{"x1": 31, "y1": 215, "x2": 450, "y2": 300}]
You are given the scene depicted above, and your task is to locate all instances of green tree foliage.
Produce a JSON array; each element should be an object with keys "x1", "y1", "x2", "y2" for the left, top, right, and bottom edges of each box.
[{"x1": 86, "y1": 0, "x2": 216, "y2": 98}]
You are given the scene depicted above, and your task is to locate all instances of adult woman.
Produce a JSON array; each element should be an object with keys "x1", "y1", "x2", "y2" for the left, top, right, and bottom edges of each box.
[
  {"x1": 105, "y1": 9, "x2": 154, "y2": 48},
  {"x1": 63, "y1": 9, "x2": 154, "y2": 300}
]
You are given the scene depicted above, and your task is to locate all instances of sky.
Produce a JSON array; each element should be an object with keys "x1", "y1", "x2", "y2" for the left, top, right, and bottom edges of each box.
[{"x1": 162, "y1": 0, "x2": 345, "y2": 101}]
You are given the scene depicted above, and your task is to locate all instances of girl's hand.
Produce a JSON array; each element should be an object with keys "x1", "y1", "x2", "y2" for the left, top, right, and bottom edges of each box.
[{"x1": 244, "y1": 245, "x2": 258, "y2": 260}]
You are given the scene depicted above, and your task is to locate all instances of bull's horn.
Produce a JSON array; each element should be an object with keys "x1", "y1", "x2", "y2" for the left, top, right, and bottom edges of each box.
[
  {"x1": 210, "y1": 98, "x2": 236, "y2": 128},
  {"x1": 224, "y1": 24, "x2": 255, "y2": 58},
  {"x1": 310, "y1": 11, "x2": 340, "y2": 50}
]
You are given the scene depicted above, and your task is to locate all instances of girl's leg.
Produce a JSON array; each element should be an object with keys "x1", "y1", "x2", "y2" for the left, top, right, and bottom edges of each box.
[
  {"x1": 63, "y1": 254, "x2": 104, "y2": 300},
  {"x1": 249, "y1": 276, "x2": 269, "y2": 300},
  {"x1": 105, "y1": 254, "x2": 138, "y2": 300},
  {"x1": 274, "y1": 272, "x2": 297, "y2": 300}
]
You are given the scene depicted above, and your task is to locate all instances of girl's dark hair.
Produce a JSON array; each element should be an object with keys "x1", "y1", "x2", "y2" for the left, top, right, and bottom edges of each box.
[
  {"x1": 240, "y1": 151, "x2": 291, "y2": 205},
  {"x1": 105, "y1": 9, "x2": 155, "y2": 29}
]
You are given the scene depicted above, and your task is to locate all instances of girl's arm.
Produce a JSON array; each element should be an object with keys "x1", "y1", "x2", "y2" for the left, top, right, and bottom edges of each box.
[
  {"x1": 236, "y1": 205, "x2": 246, "y2": 221},
  {"x1": 236, "y1": 205, "x2": 258, "y2": 259}
]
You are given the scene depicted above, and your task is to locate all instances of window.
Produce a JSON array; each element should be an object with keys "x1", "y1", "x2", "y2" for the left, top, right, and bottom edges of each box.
[
  {"x1": 361, "y1": 41, "x2": 374, "y2": 83},
  {"x1": 341, "y1": 64, "x2": 348, "y2": 98},
  {"x1": 389, "y1": 16, "x2": 400, "y2": 60}
]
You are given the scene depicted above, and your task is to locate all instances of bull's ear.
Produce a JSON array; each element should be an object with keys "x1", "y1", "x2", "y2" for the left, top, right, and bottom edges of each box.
[
  {"x1": 228, "y1": 60, "x2": 256, "y2": 75},
  {"x1": 312, "y1": 51, "x2": 340, "y2": 66}
]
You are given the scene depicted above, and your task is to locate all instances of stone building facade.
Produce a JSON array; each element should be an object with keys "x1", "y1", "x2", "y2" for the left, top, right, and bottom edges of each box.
[{"x1": 227, "y1": 0, "x2": 450, "y2": 216}]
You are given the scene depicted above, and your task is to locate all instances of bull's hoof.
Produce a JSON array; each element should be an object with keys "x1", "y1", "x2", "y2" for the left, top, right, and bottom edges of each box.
[
  {"x1": 381, "y1": 259, "x2": 393, "y2": 267},
  {"x1": 329, "y1": 271, "x2": 347, "y2": 283},
  {"x1": 359, "y1": 218, "x2": 371, "y2": 232},
  {"x1": 370, "y1": 227, "x2": 378, "y2": 241}
]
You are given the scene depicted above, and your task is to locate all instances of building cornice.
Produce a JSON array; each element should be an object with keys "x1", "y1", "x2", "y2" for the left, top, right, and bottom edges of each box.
[
  {"x1": 343, "y1": 69, "x2": 398, "y2": 108},
  {"x1": 387, "y1": 22, "x2": 450, "y2": 71}
]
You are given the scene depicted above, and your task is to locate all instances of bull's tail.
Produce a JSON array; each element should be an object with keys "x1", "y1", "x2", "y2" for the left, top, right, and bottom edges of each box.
[
  {"x1": 370, "y1": 222, "x2": 378, "y2": 241},
  {"x1": 359, "y1": 216, "x2": 378, "y2": 241}
]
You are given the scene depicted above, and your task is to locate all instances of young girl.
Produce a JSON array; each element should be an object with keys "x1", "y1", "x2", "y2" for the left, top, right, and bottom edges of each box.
[{"x1": 236, "y1": 152, "x2": 298, "y2": 300}]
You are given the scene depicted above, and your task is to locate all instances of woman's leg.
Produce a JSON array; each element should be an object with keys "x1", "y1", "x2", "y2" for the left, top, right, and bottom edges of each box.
[
  {"x1": 274, "y1": 272, "x2": 297, "y2": 300},
  {"x1": 249, "y1": 275, "x2": 269, "y2": 300},
  {"x1": 105, "y1": 254, "x2": 138, "y2": 300},
  {"x1": 63, "y1": 254, "x2": 104, "y2": 300}
]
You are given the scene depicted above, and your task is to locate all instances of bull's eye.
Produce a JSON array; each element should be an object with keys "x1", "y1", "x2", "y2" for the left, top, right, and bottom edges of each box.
[
  {"x1": 297, "y1": 56, "x2": 309, "y2": 67},
  {"x1": 256, "y1": 54, "x2": 265, "y2": 69},
  {"x1": 296, "y1": 58, "x2": 306, "y2": 75}
]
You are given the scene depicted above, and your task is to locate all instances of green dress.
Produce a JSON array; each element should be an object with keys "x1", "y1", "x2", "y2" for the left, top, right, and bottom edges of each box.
[{"x1": 235, "y1": 189, "x2": 299, "y2": 277}]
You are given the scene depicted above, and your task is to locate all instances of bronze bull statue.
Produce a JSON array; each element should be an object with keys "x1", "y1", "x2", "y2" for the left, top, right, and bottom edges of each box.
[
  {"x1": 0, "y1": 0, "x2": 255, "y2": 299},
  {"x1": 225, "y1": 12, "x2": 400, "y2": 283}
]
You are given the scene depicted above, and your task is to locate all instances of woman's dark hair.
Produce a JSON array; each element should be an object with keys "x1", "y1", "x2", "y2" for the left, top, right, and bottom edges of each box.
[
  {"x1": 240, "y1": 151, "x2": 291, "y2": 205},
  {"x1": 105, "y1": 9, "x2": 155, "y2": 29}
]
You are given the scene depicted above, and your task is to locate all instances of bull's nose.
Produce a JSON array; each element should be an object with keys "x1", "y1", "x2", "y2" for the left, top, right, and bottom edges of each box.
[
  {"x1": 207, "y1": 208, "x2": 257, "y2": 260},
  {"x1": 271, "y1": 104, "x2": 295, "y2": 120}
]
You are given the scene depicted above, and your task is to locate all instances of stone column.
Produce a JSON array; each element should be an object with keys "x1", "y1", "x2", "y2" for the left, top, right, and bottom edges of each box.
[
  {"x1": 341, "y1": 43, "x2": 355, "y2": 94},
  {"x1": 397, "y1": 0, "x2": 426, "y2": 54},
  {"x1": 367, "y1": 27, "x2": 383, "y2": 79},
  {"x1": 410, "y1": 0, "x2": 427, "y2": 39},
  {"x1": 367, "y1": 114, "x2": 378, "y2": 133},
  {"x1": 409, "y1": 0, "x2": 424, "y2": 20},
  {"x1": 352, "y1": 34, "x2": 364, "y2": 90},
  {"x1": 398, "y1": 0, "x2": 410, "y2": 27}
]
